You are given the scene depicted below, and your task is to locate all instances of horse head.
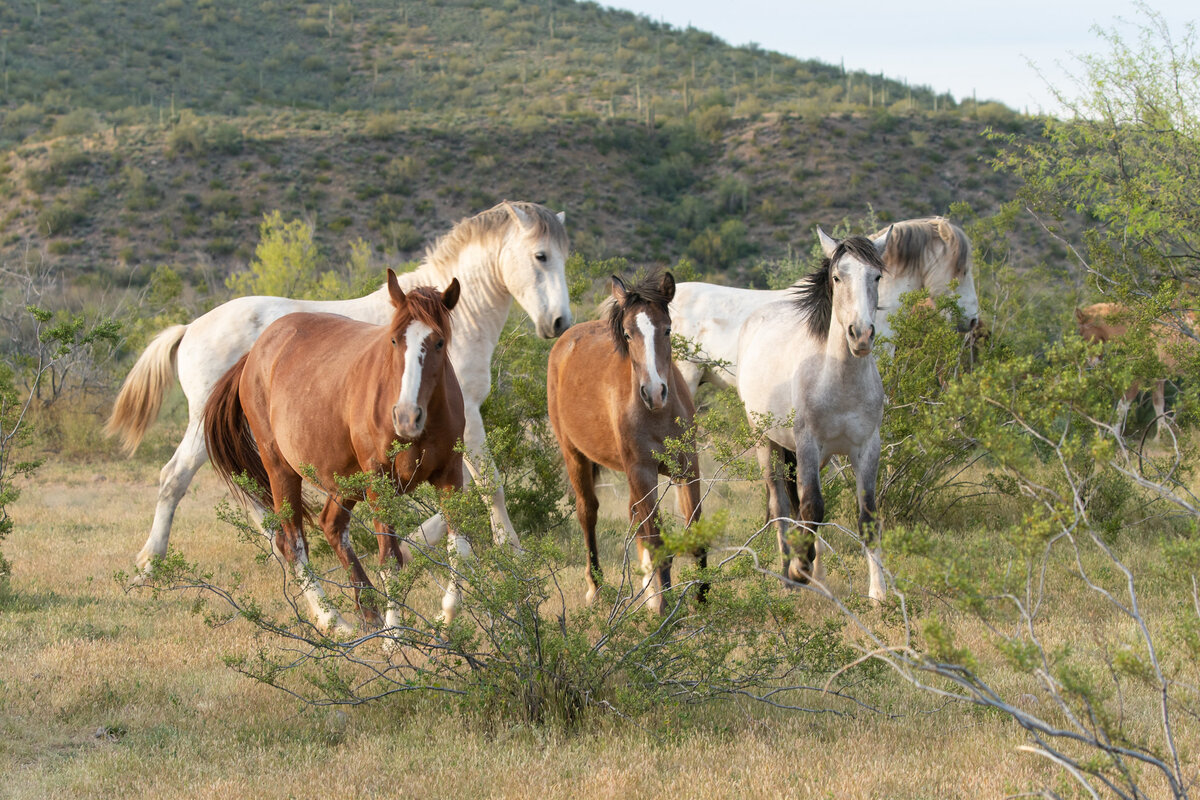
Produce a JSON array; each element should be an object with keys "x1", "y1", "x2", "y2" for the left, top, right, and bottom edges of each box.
[
  {"x1": 496, "y1": 201, "x2": 573, "y2": 339},
  {"x1": 386, "y1": 269, "x2": 459, "y2": 439},
  {"x1": 818, "y1": 228, "x2": 885, "y2": 357},
  {"x1": 610, "y1": 271, "x2": 676, "y2": 412},
  {"x1": 872, "y1": 218, "x2": 979, "y2": 334}
]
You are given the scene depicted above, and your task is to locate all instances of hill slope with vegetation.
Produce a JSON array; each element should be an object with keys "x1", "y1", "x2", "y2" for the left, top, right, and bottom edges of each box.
[{"x1": 0, "y1": 0, "x2": 1032, "y2": 290}]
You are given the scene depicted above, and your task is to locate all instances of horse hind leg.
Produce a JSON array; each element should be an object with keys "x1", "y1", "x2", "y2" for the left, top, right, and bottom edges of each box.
[
  {"x1": 563, "y1": 450, "x2": 602, "y2": 604},
  {"x1": 135, "y1": 419, "x2": 208, "y2": 576}
]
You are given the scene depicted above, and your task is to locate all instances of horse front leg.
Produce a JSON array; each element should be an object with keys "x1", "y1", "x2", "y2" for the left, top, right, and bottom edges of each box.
[
  {"x1": 317, "y1": 495, "x2": 383, "y2": 629},
  {"x1": 562, "y1": 447, "x2": 602, "y2": 605},
  {"x1": 374, "y1": 518, "x2": 412, "y2": 632},
  {"x1": 262, "y1": 460, "x2": 353, "y2": 636},
  {"x1": 430, "y1": 463, "x2": 472, "y2": 626},
  {"x1": 791, "y1": 439, "x2": 823, "y2": 587},
  {"x1": 669, "y1": 449, "x2": 707, "y2": 603},
  {"x1": 850, "y1": 433, "x2": 885, "y2": 603},
  {"x1": 756, "y1": 441, "x2": 806, "y2": 584},
  {"x1": 408, "y1": 401, "x2": 519, "y2": 551},
  {"x1": 628, "y1": 462, "x2": 670, "y2": 615}
]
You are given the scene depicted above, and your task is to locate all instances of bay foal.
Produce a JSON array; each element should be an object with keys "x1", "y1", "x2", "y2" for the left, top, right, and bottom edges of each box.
[{"x1": 547, "y1": 272, "x2": 705, "y2": 614}]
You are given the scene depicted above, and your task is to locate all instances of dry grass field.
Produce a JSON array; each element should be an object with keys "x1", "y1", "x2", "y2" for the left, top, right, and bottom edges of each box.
[{"x1": 2, "y1": 449, "x2": 1196, "y2": 799}]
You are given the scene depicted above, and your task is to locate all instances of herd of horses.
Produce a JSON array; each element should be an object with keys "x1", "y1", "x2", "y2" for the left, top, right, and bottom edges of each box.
[{"x1": 105, "y1": 200, "x2": 1167, "y2": 633}]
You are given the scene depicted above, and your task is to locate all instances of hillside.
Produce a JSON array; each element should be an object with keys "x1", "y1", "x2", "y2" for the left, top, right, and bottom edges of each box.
[{"x1": 0, "y1": 0, "x2": 1035, "y2": 291}]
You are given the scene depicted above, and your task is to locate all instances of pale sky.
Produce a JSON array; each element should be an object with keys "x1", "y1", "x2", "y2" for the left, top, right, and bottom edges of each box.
[{"x1": 605, "y1": 1, "x2": 1197, "y2": 115}]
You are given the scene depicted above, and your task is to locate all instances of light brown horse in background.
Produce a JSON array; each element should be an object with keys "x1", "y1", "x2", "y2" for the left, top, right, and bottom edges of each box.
[
  {"x1": 1076, "y1": 302, "x2": 1196, "y2": 441},
  {"x1": 203, "y1": 270, "x2": 466, "y2": 635},
  {"x1": 547, "y1": 271, "x2": 706, "y2": 614}
]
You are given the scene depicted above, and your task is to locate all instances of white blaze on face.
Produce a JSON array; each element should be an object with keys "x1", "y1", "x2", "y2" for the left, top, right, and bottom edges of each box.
[
  {"x1": 635, "y1": 311, "x2": 665, "y2": 394},
  {"x1": 397, "y1": 320, "x2": 434, "y2": 410}
]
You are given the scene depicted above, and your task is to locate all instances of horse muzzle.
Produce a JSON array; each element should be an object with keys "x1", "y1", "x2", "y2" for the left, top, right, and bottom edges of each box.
[
  {"x1": 537, "y1": 312, "x2": 573, "y2": 339},
  {"x1": 847, "y1": 323, "x2": 875, "y2": 357},
  {"x1": 639, "y1": 381, "x2": 669, "y2": 411},
  {"x1": 392, "y1": 404, "x2": 426, "y2": 439}
]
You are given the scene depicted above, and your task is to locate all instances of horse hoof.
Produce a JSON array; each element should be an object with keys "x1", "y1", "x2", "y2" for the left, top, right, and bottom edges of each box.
[{"x1": 585, "y1": 585, "x2": 599, "y2": 605}]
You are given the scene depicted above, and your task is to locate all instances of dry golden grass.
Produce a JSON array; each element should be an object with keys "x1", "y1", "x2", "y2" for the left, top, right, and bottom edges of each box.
[{"x1": 2, "y1": 456, "x2": 1195, "y2": 799}]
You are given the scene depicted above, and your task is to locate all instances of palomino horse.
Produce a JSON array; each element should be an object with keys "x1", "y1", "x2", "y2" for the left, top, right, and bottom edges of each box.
[
  {"x1": 671, "y1": 216, "x2": 978, "y2": 396},
  {"x1": 737, "y1": 230, "x2": 887, "y2": 602},
  {"x1": 1076, "y1": 302, "x2": 1196, "y2": 441},
  {"x1": 107, "y1": 201, "x2": 570, "y2": 577},
  {"x1": 203, "y1": 272, "x2": 466, "y2": 634},
  {"x1": 547, "y1": 271, "x2": 705, "y2": 614}
]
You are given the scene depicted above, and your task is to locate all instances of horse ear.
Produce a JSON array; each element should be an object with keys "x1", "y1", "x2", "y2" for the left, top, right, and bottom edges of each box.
[
  {"x1": 817, "y1": 227, "x2": 839, "y2": 258},
  {"x1": 503, "y1": 200, "x2": 532, "y2": 230},
  {"x1": 872, "y1": 225, "x2": 893, "y2": 258},
  {"x1": 556, "y1": 210, "x2": 566, "y2": 225},
  {"x1": 660, "y1": 271, "x2": 675, "y2": 302},
  {"x1": 442, "y1": 277, "x2": 461, "y2": 312},
  {"x1": 611, "y1": 275, "x2": 628, "y2": 303},
  {"x1": 1074, "y1": 307, "x2": 1087, "y2": 323},
  {"x1": 387, "y1": 269, "x2": 405, "y2": 306}
]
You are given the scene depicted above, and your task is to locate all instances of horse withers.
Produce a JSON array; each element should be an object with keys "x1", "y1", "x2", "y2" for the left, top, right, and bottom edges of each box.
[
  {"x1": 737, "y1": 229, "x2": 888, "y2": 602},
  {"x1": 547, "y1": 271, "x2": 706, "y2": 615},
  {"x1": 203, "y1": 271, "x2": 467, "y2": 635}
]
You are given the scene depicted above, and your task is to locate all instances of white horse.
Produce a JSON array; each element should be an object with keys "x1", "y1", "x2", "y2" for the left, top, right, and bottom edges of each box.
[
  {"x1": 672, "y1": 217, "x2": 977, "y2": 395},
  {"x1": 107, "y1": 201, "x2": 572, "y2": 575},
  {"x1": 737, "y1": 229, "x2": 887, "y2": 602}
]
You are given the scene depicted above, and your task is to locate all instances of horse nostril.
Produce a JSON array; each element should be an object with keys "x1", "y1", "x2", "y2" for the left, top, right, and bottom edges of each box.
[
  {"x1": 869, "y1": 324, "x2": 876, "y2": 339},
  {"x1": 640, "y1": 386, "x2": 651, "y2": 406},
  {"x1": 660, "y1": 384, "x2": 667, "y2": 403},
  {"x1": 848, "y1": 324, "x2": 857, "y2": 339},
  {"x1": 414, "y1": 408, "x2": 424, "y2": 427},
  {"x1": 553, "y1": 316, "x2": 566, "y2": 336}
]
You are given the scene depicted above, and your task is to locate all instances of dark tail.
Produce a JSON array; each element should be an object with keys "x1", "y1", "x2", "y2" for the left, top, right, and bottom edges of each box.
[{"x1": 203, "y1": 354, "x2": 273, "y2": 510}]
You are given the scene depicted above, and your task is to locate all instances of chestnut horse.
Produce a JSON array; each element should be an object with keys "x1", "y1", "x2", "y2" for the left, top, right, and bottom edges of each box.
[
  {"x1": 1076, "y1": 302, "x2": 1196, "y2": 441},
  {"x1": 547, "y1": 271, "x2": 705, "y2": 614},
  {"x1": 203, "y1": 271, "x2": 466, "y2": 635}
]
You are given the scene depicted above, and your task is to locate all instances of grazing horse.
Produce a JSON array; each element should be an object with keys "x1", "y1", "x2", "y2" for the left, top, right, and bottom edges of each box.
[
  {"x1": 547, "y1": 271, "x2": 705, "y2": 614},
  {"x1": 737, "y1": 230, "x2": 887, "y2": 602},
  {"x1": 671, "y1": 216, "x2": 978, "y2": 396},
  {"x1": 1076, "y1": 302, "x2": 1196, "y2": 440},
  {"x1": 107, "y1": 201, "x2": 570, "y2": 578},
  {"x1": 203, "y1": 272, "x2": 466, "y2": 634}
]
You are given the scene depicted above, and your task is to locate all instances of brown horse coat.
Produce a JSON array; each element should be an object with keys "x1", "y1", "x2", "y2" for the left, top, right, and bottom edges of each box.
[
  {"x1": 1076, "y1": 302, "x2": 1196, "y2": 439},
  {"x1": 547, "y1": 272, "x2": 704, "y2": 613},
  {"x1": 204, "y1": 272, "x2": 465, "y2": 633}
]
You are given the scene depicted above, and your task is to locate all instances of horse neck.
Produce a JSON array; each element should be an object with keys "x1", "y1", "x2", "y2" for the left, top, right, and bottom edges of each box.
[{"x1": 424, "y1": 239, "x2": 513, "y2": 357}]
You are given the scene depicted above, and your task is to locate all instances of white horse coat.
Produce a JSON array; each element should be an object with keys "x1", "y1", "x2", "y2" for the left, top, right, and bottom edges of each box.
[
  {"x1": 672, "y1": 217, "x2": 978, "y2": 396},
  {"x1": 108, "y1": 201, "x2": 572, "y2": 574},
  {"x1": 737, "y1": 229, "x2": 887, "y2": 602}
]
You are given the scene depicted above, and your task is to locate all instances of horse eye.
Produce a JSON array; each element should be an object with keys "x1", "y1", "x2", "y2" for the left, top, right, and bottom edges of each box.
[
  {"x1": 875, "y1": 275, "x2": 881, "y2": 282},
  {"x1": 832, "y1": 275, "x2": 840, "y2": 283},
  {"x1": 391, "y1": 338, "x2": 397, "y2": 346},
  {"x1": 624, "y1": 331, "x2": 632, "y2": 340},
  {"x1": 436, "y1": 339, "x2": 444, "y2": 350},
  {"x1": 664, "y1": 327, "x2": 672, "y2": 337},
  {"x1": 535, "y1": 252, "x2": 547, "y2": 263}
]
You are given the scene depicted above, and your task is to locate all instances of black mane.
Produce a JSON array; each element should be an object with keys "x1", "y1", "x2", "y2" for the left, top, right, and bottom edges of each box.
[
  {"x1": 790, "y1": 235, "x2": 886, "y2": 342},
  {"x1": 607, "y1": 271, "x2": 672, "y2": 356}
]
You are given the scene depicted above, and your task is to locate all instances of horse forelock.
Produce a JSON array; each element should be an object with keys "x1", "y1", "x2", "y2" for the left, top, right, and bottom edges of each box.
[
  {"x1": 607, "y1": 272, "x2": 673, "y2": 356},
  {"x1": 422, "y1": 201, "x2": 568, "y2": 274},
  {"x1": 392, "y1": 287, "x2": 453, "y2": 345},
  {"x1": 874, "y1": 217, "x2": 971, "y2": 281},
  {"x1": 791, "y1": 236, "x2": 884, "y2": 342}
]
